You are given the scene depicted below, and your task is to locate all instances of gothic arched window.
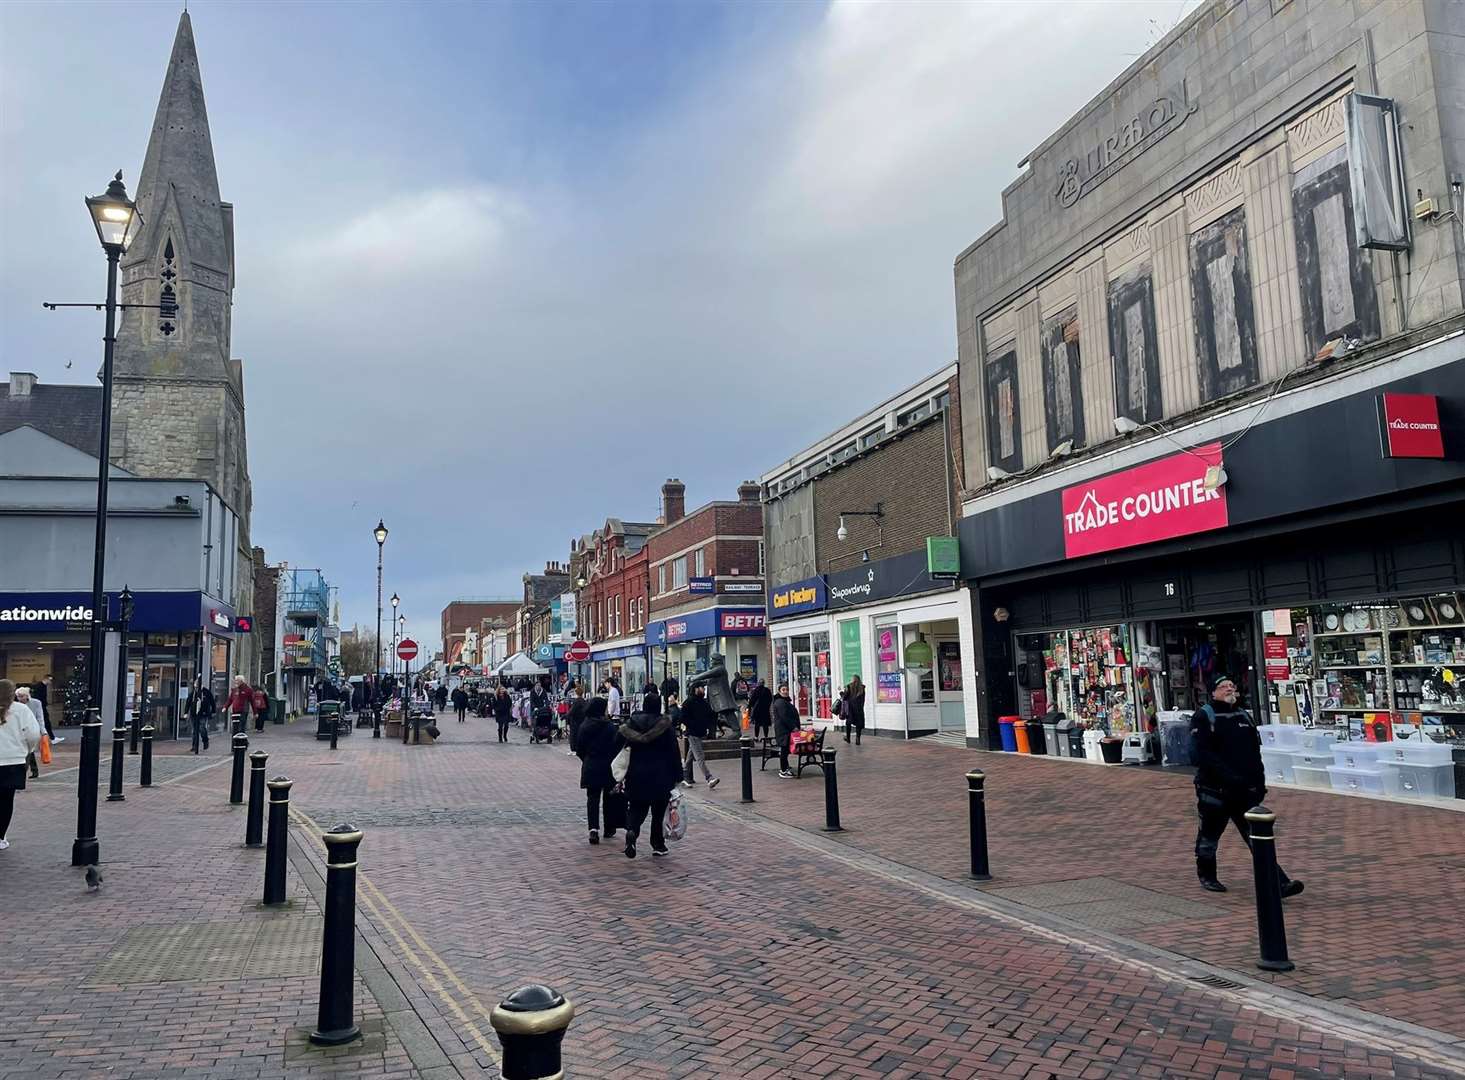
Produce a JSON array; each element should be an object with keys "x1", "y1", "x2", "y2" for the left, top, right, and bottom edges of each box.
[{"x1": 158, "y1": 237, "x2": 178, "y2": 337}]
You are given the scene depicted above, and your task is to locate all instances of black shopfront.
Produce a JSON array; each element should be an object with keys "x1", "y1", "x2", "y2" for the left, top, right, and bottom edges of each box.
[{"x1": 959, "y1": 350, "x2": 1465, "y2": 756}]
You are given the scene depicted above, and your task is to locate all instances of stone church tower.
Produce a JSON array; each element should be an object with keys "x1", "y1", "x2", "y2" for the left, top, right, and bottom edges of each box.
[{"x1": 110, "y1": 12, "x2": 256, "y2": 678}]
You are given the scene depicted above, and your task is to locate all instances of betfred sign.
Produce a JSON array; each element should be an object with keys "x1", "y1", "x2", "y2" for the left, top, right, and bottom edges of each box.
[
  {"x1": 1379, "y1": 393, "x2": 1445, "y2": 459},
  {"x1": 1061, "y1": 443, "x2": 1228, "y2": 559},
  {"x1": 719, "y1": 610, "x2": 765, "y2": 634}
]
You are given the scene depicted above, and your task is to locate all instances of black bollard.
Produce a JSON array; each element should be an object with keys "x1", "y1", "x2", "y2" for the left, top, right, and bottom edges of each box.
[
  {"x1": 490, "y1": 984, "x2": 576, "y2": 1080},
  {"x1": 1245, "y1": 806, "x2": 1295, "y2": 972},
  {"x1": 966, "y1": 769, "x2": 991, "y2": 881},
  {"x1": 106, "y1": 724, "x2": 127, "y2": 802},
  {"x1": 820, "y1": 748, "x2": 843, "y2": 831},
  {"x1": 372, "y1": 706, "x2": 381, "y2": 739},
  {"x1": 263, "y1": 776, "x2": 291, "y2": 906},
  {"x1": 310, "y1": 824, "x2": 364, "y2": 1046},
  {"x1": 130, "y1": 711, "x2": 140, "y2": 756},
  {"x1": 413, "y1": 715, "x2": 422, "y2": 744},
  {"x1": 231, "y1": 712, "x2": 244, "y2": 736},
  {"x1": 139, "y1": 725, "x2": 154, "y2": 787},
  {"x1": 329, "y1": 713, "x2": 339, "y2": 751},
  {"x1": 70, "y1": 708, "x2": 102, "y2": 867},
  {"x1": 739, "y1": 737, "x2": 755, "y2": 803},
  {"x1": 402, "y1": 709, "x2": 410, "y2": 745},
  {"x1": 229, "y1": 732, "x2": 249, "y2": 804},
  {"x1": 245, "y1": 750, "x2": 268, "y2": 847}
]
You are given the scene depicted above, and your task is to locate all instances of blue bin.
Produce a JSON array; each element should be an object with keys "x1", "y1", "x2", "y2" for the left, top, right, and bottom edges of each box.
[{"x1": 998, "y1": 716, "x2": 1019, "y2": 752}]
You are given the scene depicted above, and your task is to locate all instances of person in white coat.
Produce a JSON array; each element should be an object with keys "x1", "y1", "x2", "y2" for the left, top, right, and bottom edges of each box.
[
  {"x1": 16, "y1": 686, "x2": 44, "y2": 779},
  {"x1": 0, "y1": 679, "x2": 43, "y2": 851}
]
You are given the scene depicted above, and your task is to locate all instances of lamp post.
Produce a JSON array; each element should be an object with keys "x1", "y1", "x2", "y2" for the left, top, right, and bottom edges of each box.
[
  {"x1": 373, "y1": 522, "x2": 387, "y2": 737},
  {"x1": 390, "y1": 593, "x2": 399, "y2": 697},
  {"x1": 74, "y1": 173, "x2": 144, "y2": 869},
  {"x1": 117, "y1": 586, "x2": 136, "y2": 754}
]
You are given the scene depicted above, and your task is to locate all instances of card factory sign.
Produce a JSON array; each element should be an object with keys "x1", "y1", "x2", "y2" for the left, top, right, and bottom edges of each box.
[
  {"x1": 1061, "y1": 443, "x2": 1228, "y2": 559},
  {"x1": 1052, "y1": 85, "x2": 1199, "y2": 209}
]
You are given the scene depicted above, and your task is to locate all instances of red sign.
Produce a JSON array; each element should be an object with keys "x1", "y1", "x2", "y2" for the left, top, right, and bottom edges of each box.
[
  {"x1": 1265, "y1": 657, "x2": 1291, "y2": 681},
  {"x1": 1061, "y1": 443, "x2": 1228, "y2": 559},
  {"x1": 564, "y1": 640, "x2": 591, "y2": 662},
  {"x1": 719, "y1": 610, "x2": 766, "y2": 634},
  {"x1": 397, "y1": 638, "x2": 419, "y2": 662},
  {"x1": 1263, "y1": 638, "x2": 1287, "y2": 660},
  {"x1": 1380, "y1": 393, "x2": 1444, "y2": 459}
]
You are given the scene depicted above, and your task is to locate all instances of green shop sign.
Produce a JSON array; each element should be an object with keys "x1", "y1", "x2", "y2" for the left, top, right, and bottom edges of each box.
[
  {"x1": 926, "y1": 536, "x2": 959, "y2": 579},
  {"x1": 839, "y1": 618, "x2": 862, "y2": 685}
]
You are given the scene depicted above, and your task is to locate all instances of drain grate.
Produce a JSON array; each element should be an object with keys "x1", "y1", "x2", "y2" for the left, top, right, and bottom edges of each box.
[
  {"x1": 306, "y1": 806, "x2": 584, "y2": 828},
  {"x1": 1191, "y1": 973, "x2": 1245, "y2": 990},
  {"x1": 86, "y1": 917, "x2": 322, "y2": 985}
]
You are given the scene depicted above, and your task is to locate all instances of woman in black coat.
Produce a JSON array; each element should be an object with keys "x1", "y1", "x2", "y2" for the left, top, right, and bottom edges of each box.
[
  {"x1": 576, "y1": 697, "x2": 622, "y2": 844},
  {"x1": 491, "y1": 686, "x2": 514, "y2": 743},
  {"x1": 843, "y1": 676, "x2": 867, "y2": 746},
  {"x1": 617, "y1": 692, "x2": 680, "y2": 858}
]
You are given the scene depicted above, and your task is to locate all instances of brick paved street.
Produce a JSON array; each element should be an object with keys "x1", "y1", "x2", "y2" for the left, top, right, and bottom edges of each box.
[{"x1": 3, "y1": 715, "x2": 1464, "y2": 1079}]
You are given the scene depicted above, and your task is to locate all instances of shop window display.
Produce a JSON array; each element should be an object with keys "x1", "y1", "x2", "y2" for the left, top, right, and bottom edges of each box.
[{"x1": 1014, "y1": 624, "x2": 1136, "y2": 733}]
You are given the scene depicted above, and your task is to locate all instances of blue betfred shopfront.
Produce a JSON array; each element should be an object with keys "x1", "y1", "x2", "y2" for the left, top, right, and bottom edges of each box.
[
  {"x1": 644, "y1": 606, "x2": 769, "y2": 692},
  {"x1": 0, "y1": 590, "x2": 237, "y2": 739}
]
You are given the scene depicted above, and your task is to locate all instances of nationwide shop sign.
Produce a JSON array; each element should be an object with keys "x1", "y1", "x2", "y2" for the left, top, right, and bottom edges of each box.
[
  {"x1": 1060, "y1": 442, "x2": 1228, "y2": 559},
  {"x1": 1378, "y1": 393, "x2": 1445, "y2": 459}
]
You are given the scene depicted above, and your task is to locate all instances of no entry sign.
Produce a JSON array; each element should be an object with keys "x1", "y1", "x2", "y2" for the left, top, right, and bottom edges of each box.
[
  {"x1": 397, "y1": 638, "x2": 419, "y2": 662},
  {"x1": 565, "y1": 639, "x2": 591, "y2": 662}
]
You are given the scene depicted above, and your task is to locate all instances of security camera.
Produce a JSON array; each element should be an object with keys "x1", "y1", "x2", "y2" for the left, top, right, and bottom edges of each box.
[{"x1": 836, "y1": 517, "x2": 848, "y2": 542}]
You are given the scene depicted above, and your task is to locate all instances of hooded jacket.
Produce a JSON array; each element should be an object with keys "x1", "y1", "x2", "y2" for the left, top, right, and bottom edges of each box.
[
  {"x1": 748, "y1": 684, "x2": 773, "y2": 723},
  {"x1": 618, "y1": 709, "x2": 680, "y2": 802},
  {"x1": 576, "y1": 699, "x2": 620, "y2": 790},
  {"x1": 772, "y1": 694, "x2": 800, "y2": 739},
  {"x1": 492, "y1": 692, "x2": 514, "y2": 721},
  {"x1": 1190, "y1": 699, "x2": 1266, "y2": 798},
  {"x1": 680, "y1": 694, "x2": 715, "y2": 739}
]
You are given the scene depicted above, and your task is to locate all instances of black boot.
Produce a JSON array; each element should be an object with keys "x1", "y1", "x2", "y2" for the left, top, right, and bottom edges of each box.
[{"x1": 1197, "y1": 858, "x2": 1226, "y2": 893}]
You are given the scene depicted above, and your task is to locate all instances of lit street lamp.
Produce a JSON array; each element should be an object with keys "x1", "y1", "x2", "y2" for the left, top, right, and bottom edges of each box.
[{"x1": 373, "y1": 521, "x2": 388, "y2": 738}]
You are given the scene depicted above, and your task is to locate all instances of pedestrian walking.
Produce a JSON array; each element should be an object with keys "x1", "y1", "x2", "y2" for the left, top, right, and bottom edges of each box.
[
  {"x1": 1191, "y1": 673, "x2": 1305, "y2": 897},
  {"x1": 492, "y1": 685, "x2": 514, "y2": 742},
  {"x1": 566, "y1": 683, "x2": 588, "y2": 756},
  {"x1": 772, "y1": 683, "x2": 800, "y2": 778},
  {"x1": 748, "y1": 679, "x2": 773, "y2": 742},
  {"x1": 577, "y1": 697, "x2": 623, "y2": 845},
  {"x1": 605, "y1": 678, "x2": 622, "y2": 718},
  {"x1": 186, "y1": 675, "x2": 215, "y2": 753},
  {"x1": 659, "y1": 672, "x2": 680, "y2": 704},
  {"x1": 619, "y1": 691, "x2": 680, "y2": 859},
  {"x1": 436, "y1": 684, "x2": 450, "y2": 714},
  {"x1": 227, "y1": 675, "x2": 253, "y2": 729},
  {"x1": 451, "y1": 685, "x2": 469, "y2": 723},
  {"x1": 28, "y1": 681, "x2": 57, "y2": 743},
  {"x1": 842, "y1": 675, "x2": 866, "y2": 745},
  {"x1": 0, "y1": 679, "x2": 43, "y2": 852},
  {"x1": 679, "y1": 686, "x2": 720, "y2": 788},
  {"x1": 17, "y1": 687, "x2": 44, "y2": 778}
]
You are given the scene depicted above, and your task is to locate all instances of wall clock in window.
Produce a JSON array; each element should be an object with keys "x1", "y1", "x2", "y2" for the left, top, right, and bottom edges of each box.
[{"x1": 1404, "y1": 600, "x2": 1431, "y2": 627}]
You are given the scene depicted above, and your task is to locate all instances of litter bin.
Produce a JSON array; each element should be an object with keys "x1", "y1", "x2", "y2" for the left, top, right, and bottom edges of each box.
[
  {"x1": 316, "y1": 701, "x2": 343, "y2": 741},
  {"x1": 1041, "y1": 716, "x2": 1062, "y2": 756},
  {"x1": 270, "y1": 698, "x2": 285, "y2": 725},
  {"x1": 998, "y1": 716, "x2": 1019, "y2": 752},
  {"x1": 1099, "y1": 735, "x2": 1124, "y2": 764},
  {"x1": 1024, "y1": 718, "x2": 1046, "y2": 754},
  {"x1": 1056, "y1": 717, "x2": 1077, "y2": 757},
  {"x1": 1013, "y1": 717, "x2": 1032, "y2": 753}
]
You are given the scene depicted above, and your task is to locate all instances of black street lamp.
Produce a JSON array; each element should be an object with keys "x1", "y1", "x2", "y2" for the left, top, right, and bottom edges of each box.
[
  {"x1": 373, "y1": 521, "x2": 388, "y2": 737},
  {"x1": 73, "y1": 172, "x2": 144, "y2": 868},
  {"x1": 118, "y1": 586, "x2": 137, "y2": 754},
  {"x1": 390, "y1": 593, "x2": 400, "y2": 695}
]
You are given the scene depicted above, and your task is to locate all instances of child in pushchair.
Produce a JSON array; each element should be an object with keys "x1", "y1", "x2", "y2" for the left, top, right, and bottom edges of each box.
[{"x1": 530, "y1": 705, "x2": 555, "y2": 744}]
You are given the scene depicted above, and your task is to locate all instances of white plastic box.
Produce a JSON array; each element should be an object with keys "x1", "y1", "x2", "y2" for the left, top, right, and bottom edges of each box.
[
  {"x1": 1258, "y1": 724, "x2": 1303, "y2": 749},
  {"x1": 1384, "y1": 761, "x2": 1456, "y2": 800},
  {"x1": 1332, "y1": 743, "x2": 1382, "y2": 770},
  {"x1": 1292, "y1": 764, "x2": 1332, "y2": 789},
  {"x1": 1261, "y1": 748, "x2": 1297, "y2": 783},
  {"x1": 1297, "y1": 728, "x2": 1338, "y2": 753},
  {"x1": 1328, "y1": 764, "x2": 1388, "y2": 795},
  {"x1": 1375, "y1": 740, "x2": 1454, "y2": 766}
]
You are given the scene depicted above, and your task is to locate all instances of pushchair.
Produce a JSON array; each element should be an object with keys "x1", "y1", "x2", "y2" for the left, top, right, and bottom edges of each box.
[{"x1": 530, "y1": 706, "x2": 555, "y2": 744}]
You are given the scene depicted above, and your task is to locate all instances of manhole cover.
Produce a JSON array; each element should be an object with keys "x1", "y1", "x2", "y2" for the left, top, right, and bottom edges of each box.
[{"x1": 86, "y1": 917, "x2": 322, "y2": 985}]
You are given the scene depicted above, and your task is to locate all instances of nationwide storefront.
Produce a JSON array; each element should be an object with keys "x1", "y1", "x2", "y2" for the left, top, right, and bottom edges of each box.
[
  {"x1": 0, "y1": 589, "x2": 239, "y2": 738},
  {"x1": 644, "y1": 606, "x2": 768, "y2": 691},
  {"x1": 959, "y1": 348, "x2": 1465, "y2": 784}
]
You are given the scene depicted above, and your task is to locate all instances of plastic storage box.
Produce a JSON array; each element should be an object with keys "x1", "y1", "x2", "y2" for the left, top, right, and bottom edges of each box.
[
  {"x1": 1297, "y1": 728, "x2": 1338, "y2": 753},
  {"x1": 1328, "y1": 764, "x2": 1387, "y2": 795},
  {"x1": 1258, "y1": 724, "x2": 1303, "y2": 749},
  {"x1": 1292, "y1": 764, "x2": 1332, "y2": 789},
  {"x1": 1332, "y1": 743, "x2": 1382, "y2": 770},
  {"x1": 1376, "y1": 740, "x2": 1454, "y2": 766},
  {"x1": 1261, "y1": 747, "x2": 1297, "y2": 783},
  {"x1": 1384, "y1": 761, "x2": 1456, "y2": 800}
]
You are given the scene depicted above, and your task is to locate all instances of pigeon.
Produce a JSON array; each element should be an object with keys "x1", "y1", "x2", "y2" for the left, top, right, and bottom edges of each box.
[{"x1": 85, "y1": 865, "x2": 103, "y2": 892}]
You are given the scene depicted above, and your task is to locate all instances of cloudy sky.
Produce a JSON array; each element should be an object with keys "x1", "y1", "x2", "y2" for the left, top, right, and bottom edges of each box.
[{"x1": 1, "y1": 0, "x2": 1194, "y2": 652}]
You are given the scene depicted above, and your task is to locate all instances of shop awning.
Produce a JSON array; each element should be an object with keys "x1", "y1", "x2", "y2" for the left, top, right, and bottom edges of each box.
[{"x1": 495, "y1": 651, "x2": 549, "y2": 677}]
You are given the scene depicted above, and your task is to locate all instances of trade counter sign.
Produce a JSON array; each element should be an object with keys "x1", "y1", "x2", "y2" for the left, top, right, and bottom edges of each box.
[{"x1": 1061, "y1": 442, "x2": 1228, "y2": 559}]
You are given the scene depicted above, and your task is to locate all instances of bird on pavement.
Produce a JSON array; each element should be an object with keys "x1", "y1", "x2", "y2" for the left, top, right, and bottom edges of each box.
[{"x1": 85, "y1": 865, "x2": 103, "y2": 892}]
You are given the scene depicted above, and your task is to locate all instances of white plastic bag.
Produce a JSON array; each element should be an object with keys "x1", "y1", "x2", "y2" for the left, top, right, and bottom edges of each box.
[
  {"x1": 610, "y1": 747, "x2": 631, "y2": 784},
  {"x1": 663, "y1": 788, "x2": 687, "y2": 842}
]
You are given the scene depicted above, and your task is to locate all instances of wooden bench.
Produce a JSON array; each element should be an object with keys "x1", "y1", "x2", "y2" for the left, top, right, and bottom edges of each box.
[{"x1": 759, "y1": 727, "x2": 827, "y2": 776}]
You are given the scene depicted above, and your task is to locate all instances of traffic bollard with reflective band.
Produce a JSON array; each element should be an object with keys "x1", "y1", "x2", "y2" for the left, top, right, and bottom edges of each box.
[
  {"x1": 106, "y1": 724, "x2": 127, "y2": 802},
  {"x1": 1245, "y1": 806, "x2": 1295, "y2": 972},
  {"x1": 263, "y1": 776, "x2": 291, "y2": 906},
  {"x1": 245, "y1": 751, "x2": 268, "y2": 847},
  {"x1": 490, "y1": 984, "x2": 576, "y2": 1080},
  {"x1": 229, "y1": 732, "x2": 248, "y2": 804},
  {"x1": 402, "y1": 710, "x2": 410, "y2": 744},
  {"x1": 231, "y1": 712, "x2": 244, "y2": 736},
  {"x1": 310, "y1": 825, "x2": 364, "y2": 1046},
  {"x1": 821, "y1": 748, "x2": 843, "y2": 832},
  {"x1": 739, "y1": 737, "x2": 755, "y2": 803},
  {"x1": 372, "y1": 706, "x2": 381, "y2": 739},
  {"x1": 139, "y1": 725, "x2": 154, "y2": 787},
  {"x1": 966, "y1": 770, "x2": 991, "y2": 881},
  {"x1": 71, "y1": 708, "x2": 102, "y2": 867},
  {"x1": 329, "y1": 714, "x2": 338, "y2": 751}
]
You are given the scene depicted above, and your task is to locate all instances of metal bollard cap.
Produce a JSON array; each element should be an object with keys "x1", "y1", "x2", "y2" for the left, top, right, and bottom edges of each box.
[
  {"x1": 249, "y1": 750, "x2": 268, "y2": 763},
  {"x1": 267, "y1": 775, "x2": 292, "y2": 791},
  {"x1": 1244, "y1": 804, "x2": 1275, "y2": 824},
  {"x1": 141, "y1": 725, "x2": 154, "y2": 734},
  {"x1": 322, "y1": 823, "x2": 363, "y2": 845},
  {"x1": 821, "y1": 747, "x2": 837, "y2": 761},
  {"x1": 490, "y1": 984, "x2": 575, "y2": 1036},
  {"x1": 966, "y1": 769, "x2": 986, "y2": 785}
]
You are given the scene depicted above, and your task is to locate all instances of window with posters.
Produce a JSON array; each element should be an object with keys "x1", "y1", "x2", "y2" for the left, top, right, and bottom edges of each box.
[
  {"x1": 812, "y1": 630, "x2": 832, "y2": 720},
  {"x1": 876, "y1": 620, "x2": 902, "y2": 703}
]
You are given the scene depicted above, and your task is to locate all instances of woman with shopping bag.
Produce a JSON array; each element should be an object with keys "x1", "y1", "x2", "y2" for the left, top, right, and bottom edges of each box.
[
  {"x1": 577, "y1": 697, "x2": 624, "y2": 845},
  {"x1": 1, "y1": 679, "x2": 43, "y2": 851},
  {"x1": 617, "y1": 691, "x2": 681, "y2": 859}
]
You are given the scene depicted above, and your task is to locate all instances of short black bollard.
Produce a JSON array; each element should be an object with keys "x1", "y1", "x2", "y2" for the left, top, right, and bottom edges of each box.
[
  {"x1": 329, "y1": 714, "x2": 339, "y2": 751},
  {"x1": 402, "y1": 710, "x2": 410, "y2": 745},
  {"x1": 966, "y1": 769, "x2": 991, "y2": 881},
  {"x1": 229, "y1": 732, "x2": 249, "y2": 804},
  {"x1": 245, "y1": 750, "x2": 268, "y2": 847},
  {"x1": 106, "y1": 724, "x2": 127, "y2": 802},
  {"x1": 820, "y1": 748, "x2": 843, "y2": 831},
  {"x1": 372, "y1": 706, "x2": 381, "y2": 739},
  {"x1": 263, "y1": 776, "x2": 291, "y2": 906},
  {"x1": 739, "y1": 737, "x2": 755, "y2": 803},
  {"x1": 231, "y1": 712, "x2": 244, "y2": 736},
  {"x1": 310, "y1": 824, "x2": 364, "y2": 1046},
  {"x1": 1245, "y1": 805, "x2": 1295, "y2": 972},
  {"x1": 412, "y1": 715, "x2": 422, "y2": 744},
  {"x1": 139, "y1": 725, "x2": 154, "y2": 787},
  {"x1": 490, "y1": 984, "x2": 576, "y2": 1080}
]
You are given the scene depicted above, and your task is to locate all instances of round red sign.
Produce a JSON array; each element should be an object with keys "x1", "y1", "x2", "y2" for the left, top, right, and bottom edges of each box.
[
  {"x1": 564, "y1": 640, "x2": 591, "y2": 663},
  {"x1": 397, "y1": 638, "x2": 419, "y2": 662}
]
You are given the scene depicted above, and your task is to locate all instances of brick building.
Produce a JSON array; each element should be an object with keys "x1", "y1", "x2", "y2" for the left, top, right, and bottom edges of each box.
[
  {"x1": 644, "y1": 480, "x2": 767, "y2": 691},
  {"x1": 441, "y1": 599, "x2": 519, "y2": 667},
  {"x1": 761, "y1": 366, "x2": 968, "y2": 735},
  {"x1": 574, "y1": 520, "x2": 655, "y2": 697},
  {"x1": 251, "y1": 547, "x2": 280, "y2": 692}
]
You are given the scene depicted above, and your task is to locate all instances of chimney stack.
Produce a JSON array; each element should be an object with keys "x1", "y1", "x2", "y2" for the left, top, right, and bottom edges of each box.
[
  {"x1": 737, "y1": 480, "x2": 761, "y2": 504},
  {"x1": 661, "y1": 478, "x2": 686, "y2": 524},
  {"x1": 8, "y1": 372, "x2": 36, "y2": 397}
]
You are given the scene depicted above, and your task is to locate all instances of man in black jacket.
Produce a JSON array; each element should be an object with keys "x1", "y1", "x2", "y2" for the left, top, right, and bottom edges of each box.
[
  {"x1": 659, "y1": 673, "x2": 680, "y2": 704},
  {"x1": 679, "y1": 686, "x2": 720, "y2": 789},
  {"x1": 748, "y1": 680, "x2": 773, "y2": 741},
  {"x1": 1191, "y1": 673, "x2": 1303, "y2": 897}
]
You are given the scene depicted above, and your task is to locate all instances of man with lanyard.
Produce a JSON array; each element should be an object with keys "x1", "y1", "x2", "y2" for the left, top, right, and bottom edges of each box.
[{"x1": 1190, "y1": 673, "x2": 1304, "y2": 897}]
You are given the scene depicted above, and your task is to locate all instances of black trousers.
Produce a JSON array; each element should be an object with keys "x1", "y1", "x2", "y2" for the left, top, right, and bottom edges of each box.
[
  {"x1": 626, "y1": 794, "x2": 669, "y2": 849},
  {"x1": 586, "y1": 787, "x2": 615, "y2": 833},
  {"x1": 1194, "y1": 793, "x2": 1289, "y2": 882},
  {"x1": 191, "y1": 714, "x2": 211, "y2": 751},
  {"x1": 0, "y1": 786, "x2": 14, "y2": 839},
  {"x1": 496, "y1": 719, "x2": 510, "y2": 742},
  {"x1": 456, "y1": 706, "x2": 467, "y2": 723}
]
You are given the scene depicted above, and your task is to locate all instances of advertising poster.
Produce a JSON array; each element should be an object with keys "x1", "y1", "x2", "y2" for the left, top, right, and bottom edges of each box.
[
  {"x1": 839, "y1": 619, "x2": 862, "y2": 685},
  {"x1": 878, "y1": 628, "x2": 896, "y2": 663},
  {"x1": 877, "y1": 671, "x2": 902, "y2": 703}
]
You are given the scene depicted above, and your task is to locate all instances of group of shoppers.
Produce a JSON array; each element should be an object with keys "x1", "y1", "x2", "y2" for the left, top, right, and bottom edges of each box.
[{"x1": 575, "y1": 685, "x2": 683, "y2": 858}]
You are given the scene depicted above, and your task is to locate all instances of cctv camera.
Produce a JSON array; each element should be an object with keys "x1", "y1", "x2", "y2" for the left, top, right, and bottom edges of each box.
[{"x1": 836, "y1": 516, "x2": 848, "y2": 542}]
